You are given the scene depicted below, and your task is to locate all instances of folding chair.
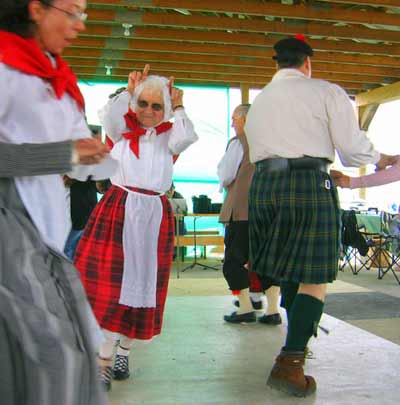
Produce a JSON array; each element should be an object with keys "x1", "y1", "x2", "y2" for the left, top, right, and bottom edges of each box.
[
  {"x1": 355, "y1": 210, "x2": 391, "y2": 274},
  {"x1": 376, "y1": 213, "x2": 400, "y2": 285},
  {"x1": 339, "y1": 210, "x2": 369, "y2": 274}
]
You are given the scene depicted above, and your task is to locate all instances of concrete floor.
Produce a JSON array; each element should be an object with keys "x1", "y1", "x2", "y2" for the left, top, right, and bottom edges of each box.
[{"x1": 108, "y1": 262, "x2": 400, "y2": 405}]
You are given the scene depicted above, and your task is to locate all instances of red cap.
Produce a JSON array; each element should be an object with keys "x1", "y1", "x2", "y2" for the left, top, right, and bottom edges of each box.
[{"x1": 294, "y1": 34, "x2": 306, "y2": 42}]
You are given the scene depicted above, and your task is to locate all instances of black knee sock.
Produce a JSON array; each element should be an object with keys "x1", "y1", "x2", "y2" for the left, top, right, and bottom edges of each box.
[
  {"x1": 280, "y1": 281, "x2": 299, "y2": 318},
  {"x1": 285, "y1": 293, "x2": 324, "y2": 352}
]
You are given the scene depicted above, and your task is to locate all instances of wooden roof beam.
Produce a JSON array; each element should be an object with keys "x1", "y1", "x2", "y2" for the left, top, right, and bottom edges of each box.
[
  {"x1": 89, "y1": 0, "x2": 400, "y2": 9},
  {"x1": 88, "y1": 0, "x2": 400, "y2": 26},
  {"x1": 318, "y1": 0, "x2": 400, "y2": 7},
  {"x1": 77, "y1": 73, "x2": 265, "y2": 89},
  {"x1": 64, "y1": 53, "x2": 400, "y2": 79},
  {"x1": 84, "y1": 10, "x2": 400, "y2": 44},
  {"x1": 76, "y1": 74, "x2": 359, "y2": 95},
  {"x1": 68, "y1": 37, "x2": 400, "y2": 69},
  {"x1": 70, "y1": 63, "x2": 390, "y2": 85},
  {"x1": 74, "y1": 66, "x2": 366, "y2": 90},
  {"x1": 82, "y1": 25, "x2": 400, "y2": 58}
]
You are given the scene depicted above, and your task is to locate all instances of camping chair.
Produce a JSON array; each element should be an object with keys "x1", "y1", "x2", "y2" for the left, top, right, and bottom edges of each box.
[
  {"x1": 339, "y1": 210, "x2": 369, "y2": 274},
  {"x1": 355, "y1": 210, "x2": 391, "y2": 275},
  {"x1": 376, "y1": 213, "x2": 400, "y2": 285}
]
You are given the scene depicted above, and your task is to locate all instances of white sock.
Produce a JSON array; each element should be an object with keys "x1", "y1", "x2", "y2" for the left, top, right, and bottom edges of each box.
[
  {"x1": 99, "y1": 329, "x2": 119, "y2": 360},
  {"x1": 265, "y1": 286, "x2": 280, "y2": 315},
  {"x1": 237, "y1": 288, "x2": 253, "y2": 314},
  {"x1": 117, "y1": 336, "x2": 134, "y2": 356},
  {"x1": 249, "y1": 292, "x2": 263, "y2": 302}
]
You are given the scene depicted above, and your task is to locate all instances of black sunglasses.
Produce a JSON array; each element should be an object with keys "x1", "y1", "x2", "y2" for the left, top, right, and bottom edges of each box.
[{"x1": 137, "y1": 100, "x2": 164, "y2": 112}]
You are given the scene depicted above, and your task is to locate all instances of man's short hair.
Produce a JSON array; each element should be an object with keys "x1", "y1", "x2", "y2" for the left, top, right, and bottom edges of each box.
[
  {"x1": 235, "y1": 103, "x2": 251, "y2": 117},
  {"x1": 273, "y1": 36, "x2": 314, "y2": 68}
]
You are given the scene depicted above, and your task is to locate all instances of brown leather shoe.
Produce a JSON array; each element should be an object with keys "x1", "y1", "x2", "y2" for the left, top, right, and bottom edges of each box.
[{"x1": 267, "y1": 349, "x2": 316, "y2": 397}]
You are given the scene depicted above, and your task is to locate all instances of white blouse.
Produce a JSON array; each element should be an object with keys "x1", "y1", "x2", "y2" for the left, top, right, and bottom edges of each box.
[
  {"x1": 0, "y1": 63, "x2": 91, "y2": 252},
  {"x1": 100, "y1": 90, "x2": 198, "y2": 192}
]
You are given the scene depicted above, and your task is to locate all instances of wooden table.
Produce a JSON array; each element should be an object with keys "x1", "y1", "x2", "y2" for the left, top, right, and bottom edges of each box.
[{"x1": 174, "y1": 214, "x2": 223, "y2": 278}]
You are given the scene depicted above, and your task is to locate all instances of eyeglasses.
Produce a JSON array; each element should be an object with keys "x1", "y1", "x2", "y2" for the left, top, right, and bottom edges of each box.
[
  {"x1": 137, "y1": 100, "x2": 164, "y2": 112},
  {"x1": 40, "y1": 1, "x2": 88, "y2": 22}
]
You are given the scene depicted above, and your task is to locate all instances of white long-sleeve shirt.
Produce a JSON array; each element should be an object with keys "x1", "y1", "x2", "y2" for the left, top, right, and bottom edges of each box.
[
  {"x1": 100, "y1": 90, "x2": 198, "y2": 192},
  {"x1": 217, "y1": 137, "x2": 244, "y2": 192},
  {"x1": 0, "y1": 63, "x2": 92, "y2": 252},
  {"x1": 245, "y1": 69, "x2": 380, "y2": 167}
]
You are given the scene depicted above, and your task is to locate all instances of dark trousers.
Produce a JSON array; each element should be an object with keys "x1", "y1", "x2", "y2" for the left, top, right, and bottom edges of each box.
[{"x1": 223, "y1": 221, "x2": 250, "y2": 291}]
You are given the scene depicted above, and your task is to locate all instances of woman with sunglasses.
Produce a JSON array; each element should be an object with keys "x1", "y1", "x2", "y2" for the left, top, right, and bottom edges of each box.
[
  {"x1": 74, "y1": 67, "x2": 198, "y2": 391},
  {"x1": 0, "y1": 1, "x2": 109, "y2": 404}
]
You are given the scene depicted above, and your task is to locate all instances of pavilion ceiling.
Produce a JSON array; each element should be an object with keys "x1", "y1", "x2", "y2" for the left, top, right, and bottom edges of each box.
[{"x1": 66, "y1": 0, "x2": 400, "y2": 95}]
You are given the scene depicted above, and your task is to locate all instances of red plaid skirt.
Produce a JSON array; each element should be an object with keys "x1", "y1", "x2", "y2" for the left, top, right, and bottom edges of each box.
[{"x1": 74, "y1": 185, "x2": 174, "y2": 339}]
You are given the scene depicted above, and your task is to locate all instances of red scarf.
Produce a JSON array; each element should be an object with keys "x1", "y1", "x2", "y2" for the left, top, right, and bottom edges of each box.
[
  {"x1": 0, "y1": 30, "x2": 85, "y2": 110},
  {"x1": 123, "y1": 109, "x2": 173, "y2": 159}
]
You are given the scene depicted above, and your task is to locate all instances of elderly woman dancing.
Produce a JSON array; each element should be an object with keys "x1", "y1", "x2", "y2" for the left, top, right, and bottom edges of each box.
[{"x1": 74, "y1": 67, "x2": 198, "y2": 390}]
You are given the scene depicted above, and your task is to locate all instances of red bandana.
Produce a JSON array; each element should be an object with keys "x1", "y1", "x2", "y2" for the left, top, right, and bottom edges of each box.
[
  {"x1": 0, "y1": 30, "x2": 85, "y2": 110},
  {"x1": 122, "y1": 109, "x2": 173, "y2": 159}
]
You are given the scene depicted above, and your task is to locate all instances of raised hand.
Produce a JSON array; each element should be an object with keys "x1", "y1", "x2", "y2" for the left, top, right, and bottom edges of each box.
[
  {"x1": 168, "y1": 76, "x2": 174, "y2": 95},
  {"x1": 169, "y1": 77, "x2": 184, "y2": 110},
  {"x1": 330, "y1": 169, "x2": 350, "y2": 188},
  {"x1": 127, "y1": 64, "x2": 150, "y2": 96},
  {"x1": 73, "y1": 135, "x2": 110, "y2": 165},
  {"x1": 375, "y1": 153, "x2": 399, "y2": 171}
]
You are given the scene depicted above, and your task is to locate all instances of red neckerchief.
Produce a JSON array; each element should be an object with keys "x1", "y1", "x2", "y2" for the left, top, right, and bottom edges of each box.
[
  {"x1": 122, "y1": 109, "x2": 173, "y2": 158},
  {"x1": 0, "y1": 30, "x2": 85, "y2": 110}
]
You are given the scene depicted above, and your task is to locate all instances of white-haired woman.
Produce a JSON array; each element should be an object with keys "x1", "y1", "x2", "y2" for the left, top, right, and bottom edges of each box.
[{"x1": 74, "y1": 66, "x2": 198, "y2": 390}]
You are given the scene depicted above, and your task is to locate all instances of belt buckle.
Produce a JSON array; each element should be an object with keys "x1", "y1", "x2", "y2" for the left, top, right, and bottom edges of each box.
[{"x1": 324, "y1": 179, "x2": 331, "y2": 190}]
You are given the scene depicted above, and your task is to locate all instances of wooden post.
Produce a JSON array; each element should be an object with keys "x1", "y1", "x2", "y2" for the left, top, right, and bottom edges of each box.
[
  {"x1": 356, "y1": 81, "x2": 400, "y2": 108},
  {"x1": 240, "y1": 83, "x2": 249, "y2": 104}
]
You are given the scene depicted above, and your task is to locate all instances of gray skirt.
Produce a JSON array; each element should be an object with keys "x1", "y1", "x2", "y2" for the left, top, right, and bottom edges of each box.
[
  {"x1": 249, "y1": 167, "x2": 341, "y2": 284},
  {"x1": 0, "y1": 179, "x2": 106, "y2": 405}
]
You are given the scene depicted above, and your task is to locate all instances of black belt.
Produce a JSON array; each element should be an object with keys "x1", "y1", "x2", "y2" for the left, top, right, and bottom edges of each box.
[{"x1": 255, "y1": 157, "x2": 330, "y2": 173}]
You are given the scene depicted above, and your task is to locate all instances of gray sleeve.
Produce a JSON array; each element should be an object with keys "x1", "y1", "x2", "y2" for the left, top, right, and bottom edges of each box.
[{"x1": 0, "y1": 141, "x2": 73, "y2": 177}]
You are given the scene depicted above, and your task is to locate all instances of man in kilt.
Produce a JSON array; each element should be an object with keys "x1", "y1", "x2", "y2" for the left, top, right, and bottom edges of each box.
[
  {"x1": 74, "y1": 68, "x2": 198, "y2": 391},
  {"x1": 245, "y1": 35, "x2": 393, "y2": 397}
]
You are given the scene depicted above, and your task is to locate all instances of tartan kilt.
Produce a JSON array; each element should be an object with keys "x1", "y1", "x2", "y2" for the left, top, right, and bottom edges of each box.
[
  {"x1": 249, "y1": 166, "x2": 341, "y2": 284},
  {"x1": 74, "y1": 185, "x2": 174, "y2": 340}
]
